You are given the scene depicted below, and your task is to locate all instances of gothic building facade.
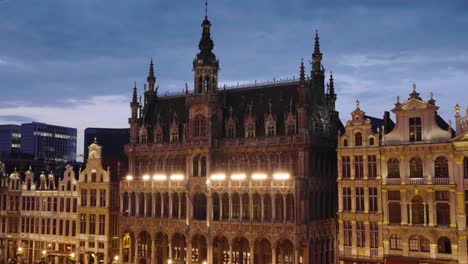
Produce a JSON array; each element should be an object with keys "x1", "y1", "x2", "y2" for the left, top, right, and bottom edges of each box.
[
  {"x1": 119, "y1": 9, "x2": 340, "y2": 264},
  {"x1": 337, "y1": 86, "x2": 468, "y2": 264}
]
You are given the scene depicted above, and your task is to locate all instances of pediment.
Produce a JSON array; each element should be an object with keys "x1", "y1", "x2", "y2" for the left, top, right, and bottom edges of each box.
[{"x1": 399, "y1": 99, "x2": 431, "y2": 111}]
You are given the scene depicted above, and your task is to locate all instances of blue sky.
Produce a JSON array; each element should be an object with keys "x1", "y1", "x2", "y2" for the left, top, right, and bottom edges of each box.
[{"x1": 0, "y1": 0, "x2": 467, "y2": 157}]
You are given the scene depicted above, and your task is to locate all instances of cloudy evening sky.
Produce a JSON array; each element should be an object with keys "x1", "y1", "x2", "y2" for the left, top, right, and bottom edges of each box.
[{"x1": 0, "y1": 0, "x2": 467, "y2": 157}]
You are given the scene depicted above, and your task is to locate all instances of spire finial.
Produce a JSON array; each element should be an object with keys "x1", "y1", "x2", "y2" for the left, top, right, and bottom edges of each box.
[
  {"x1": 132, "y1": 82, "x2": 138, "y2": 103},
  {"x1": 355, "y1": 100, "x2": 360, "y2": 109},
  {"x1": 205, "y1": 0, "x2": 208, "y2": 19},
  {"x1": 299, "y1": 58, "x2": 305, "y2": 82},
  {"x1": 413, "y1": 83, "x2": 416, "y2": 92},
  {"x1": 93, "y1": 136, "x2": 97, "y2": 144},
  {"x1": 329, "y1": 72, "x2": 335, "y2": 95},
  {"x1": 314, "y1": 29, "x2": 320, "y2": 54},
  {"x1": 455, "y1": 104, "x2": 460, "y2": 115}
]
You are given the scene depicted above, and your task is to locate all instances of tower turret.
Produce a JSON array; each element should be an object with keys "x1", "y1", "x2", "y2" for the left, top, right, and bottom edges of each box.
[
  {"x1": 193, "y1": 0, "x2": 219, "y2": 95},
  {"x1": 129, "y1": 83, "x2": 140, "y2": 144},
  {"x1": 311, "y1": 30, "x2": 325, "y2": 99},
  {"x1": 147, "y1": 58, "x2": 156, "y2": 93}
]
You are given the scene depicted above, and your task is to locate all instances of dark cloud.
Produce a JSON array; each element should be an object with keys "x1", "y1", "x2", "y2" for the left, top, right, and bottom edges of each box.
[{"x1": 0, "y1": 0, "x2": 466, "y2": 132}]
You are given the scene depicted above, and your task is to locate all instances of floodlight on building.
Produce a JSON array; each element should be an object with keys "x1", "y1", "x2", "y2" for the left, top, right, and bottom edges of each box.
[
  {"x1": 153, "y1": 174, "x2": 167, "y2": 181},
  {"x1": 252, "y1": 173, "x2": 268, "y2": 180},
  {"x1": 70, "y1": 253, "x2": 75, "y2": 258},
  {"x1": 42, "y1": 250, "x2": 46, "y2": 256},
  {"x1": 114, "y1": 256, "x2": 119, "y2": 261},
  {"x1": 168, "y1": 260, "x2": 172, "y2": 264},
  {"x1": 273, "y1": 172, "x2": 290, "y2": 180},
  {"x1": 170, "y1": 174, "x2": 184, "y2": 181},
  {"x1": 211, "y1": 173, "x2": 226, "y2": 181},
  {"x1": 125, "y1": 175, "x2": 133, "y2": 181},
  {"x1": 231, "y1": 173, "x2": 246, "y2": 180},
  {"x1": 142, "y1": 174, "x2": 150, "y2": 181}
]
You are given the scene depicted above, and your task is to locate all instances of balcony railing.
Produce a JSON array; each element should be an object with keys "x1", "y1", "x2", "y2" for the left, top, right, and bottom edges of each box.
[
  {"x1": 408, "y1": 178, "x2": 426, "y2": 185},
  {"x1": 370, "y1": 248, "x2": 379, "y2": 257},
  {"x1": 434, "y1": 177, "x2": 450, "y2": 185},
  {"x1": 386, "y1": 178, "x2": 401, "y2": 185}
]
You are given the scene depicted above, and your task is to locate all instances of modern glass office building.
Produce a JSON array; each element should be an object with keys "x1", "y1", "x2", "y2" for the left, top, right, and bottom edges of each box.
[
  {"x1": 0, "y1": 124, "x2": 21, "y2": 154},
  {"x1": 20, "y1": 122, "x2": 77, "y2": 162}
]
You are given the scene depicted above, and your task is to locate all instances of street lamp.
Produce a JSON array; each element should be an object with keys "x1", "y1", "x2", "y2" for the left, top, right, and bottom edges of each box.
[
  {"x1": 16, "y1": 247, "x2": 23, "y2": 264},
  {"x1": 113, "y1": 255, "x2": 119, "y2": 264}
]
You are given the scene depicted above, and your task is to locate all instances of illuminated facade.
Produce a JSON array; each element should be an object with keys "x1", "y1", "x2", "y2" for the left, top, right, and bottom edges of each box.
[
  {"x1": 338, "y1": 86, "x2": 468, "y2": 264},
  {"x1": 119, "y1": 8, "x2": 340, "y2": 264},
  {"x1": 0, "y1": 141, "x2": 118, "y2": 264}
]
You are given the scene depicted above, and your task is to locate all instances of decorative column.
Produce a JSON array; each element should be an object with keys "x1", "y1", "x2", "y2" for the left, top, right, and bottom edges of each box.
[
  {"x1": 283, "y1": 195, "x2": 287, "y2": 224},
  {"x1": 169, "y1": 192, "x2": 173, "y2": 219},
  {"x1": 187, "y1": 241, "x2": 192, "y2": 264},
  {"x1": 261, "y1": 194, "x2": 264, "y2": 222},
  {"x1": 135, "y1": 194, "x2": 140, "y2": 217},
  {"x1": 427, "y1": 189, "x2": 435, "y2": 226},
  {"x1": 408, "y1": 203, "x2": 413, "y2": 225},
  {"x1": 151, "y1": 238, "x2": 156, "y2": 264},
  {"x1": 168, "y1": 241, "x2": 172, "y2": 260},
  {"x1": 144, "y1": 193, "x2": 148, "y2": 217},
  {"x1": 363, "y1": 155, "x2": 369, "y2": 180},
  {"x1": 228, "y1": 243, "x2": 233, "y2": 264},
  {"x1": 382, "y1": 189, "x2": 389, "y2": 225},
  {"x1": 364, "y1": 187, "x2": 369, "y2": 213},
  {"x1": 272, "y1": 246, "x2": 277, "y2": 264},
  {"x1": 338, "y1": 186, "x2": 343, "y2": 213},
  {"x1": 401, "y1": 190, "x2": 408, "y2": 225},
  {"x1": 152, "y1": 193, "x2": 156, "y2": 217},
  {"x1": 134, "y1": 237, "x2": 139, "y2": 264},
  {"x1": 450, "y1": 190, "x2": 457, "y2": 228},
  {"x1": 351, "y1": 188, "x2": 356, "y2": 213},
  {"x1": 423, "y1": 202, "x2": 427, "y2": 226}
]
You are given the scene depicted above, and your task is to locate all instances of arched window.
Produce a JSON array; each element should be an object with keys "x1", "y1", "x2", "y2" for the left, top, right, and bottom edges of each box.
[
  {"x1": 285, "y1": 194, "x2": 294, "y2": 223},
  {"x1": 254, "y1": 239, "x2": 271, "y2": 264},
  {"x1": 192, "y1": 155, "x2": 207, "y2": 177},
  {"x1": 213, "y1": 236, "x2": 229, "y2": 264},
  {"x1": 194, "y1": 115, "x2": 206, "y2": 137},
  {"x1": 409, "y1": 236, "x2": 430, "y2": 252},
  {"x1": 193, "y1": 193, "x2": 207, "y2": 220},
  {"x1": 154, "y1": 129, "x2": 162, "y2": 143},
  {"x1": 387, "y1": 158, "x2": 400, "y2": 178},
  {"x1": 241, "y1": 193, "x2": 249, "y2": 220},
  {"x1": 232, "y1": 193, "x2": 241, "y2": 220},
  {"x1": 263, "y1": 194, "x2": 272, "y2": 222},
  {"x1": 343, "y1": 139, "x2": 348, "y2": 147},
  {"x1": 390, "y1": 234, "x2": 402, "y2": 250},
  {"x1": 274, "y1": 194, "x2": 283, "y2": 222},
  {"x1": 66, "y1": 180, "x2": 71, "y2": 191},
  {"x1": 369, "y1": 137, "x2": 375, "y2": 146},
  {"x1": 172, "y1": 193, "x2": 179, "y2": 218},
  {"x1": 138, "y1": 232, "x2": 151, "y2": 258},
  {"x1": 252, "y1": 193, "x2": 261, "y2": 222},
  {"x1": 434, "y1": 156, "x2": 449, "y2": 178},
  {"x1": 162, "y1": 193, "x2": 169, "y2": 218},
  {"x1": 180, "y1": 192, "x2": 186, "y2": 218},
  {"x1": 155, "y1": 192, "x2": 161, "y2": 218},
  {"x1": 91, "y1": 172, "x2": 96, "y2": 182},
  {"x1": 355, "y1": 132, "x2": 362, "y2": 146},
  {"x1": 212, "y1": 193, "x2": 220, "y2": 221},
  {"x1": 191, "y1": 234, "x2": 207, "y2": 263},
  {"x1": 411, "y1": 196, "x2": 426, "y2": 225},
  {"x1": 172, "y1": 233, "x2": 187, "y2": 262},
  {"x1": 276, "y1": 240, "x2": 294, "y2": 264},
  {"x1": 437, "y1": 237, "x2": 452, "y2": 254},
  {"x1": 222, "y1": 193, "x2": 229, "y2": 220},
  {"x1": 232, "y1": 237, "x2": 250, "y2": 264},
  {"x1": 410, "y1": 157, "x2": 423, "y2": 178}
]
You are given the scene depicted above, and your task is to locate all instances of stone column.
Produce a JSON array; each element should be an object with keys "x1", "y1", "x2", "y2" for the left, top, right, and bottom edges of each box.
[
  {"x1": 272, "y1": 246, "x2": 277, "y2": 264},
  {"x1": 168, "y1": 241, "x2": 172, "y2": 260},
  {"x1": 178, "y1": 193, "x2": 182, "y2": 219},
  {"x1": 152, "y1": 193, "x2": 156, "y2": 217},
  {"x1": 272, "y1": 194, "x2": 276, "y2": 221},
  {"x1": 119, "y1": 236, "x2": 123, "y2": 264},
  {"x1": 382, "y1": 189, "x2": 389, "y2": 225},
  {"x1": 169, "y1": 192, "x2": 173, "y2": 219},
  {"x1": 351, "y1": 188, "x2": 356, "y2": 213},
  {"x1": 350, "y1": 156, "x2": 355, "y2": 179},
  {"x1": 144, "y1": 193, "x2": 148, "y2": 217},
  {"x1": 135, "y1": 194, "x2": 140, "y2": 217},
  {"x1": 134, "y1": 237, "x2": 139, "y2": 264},
  {"x1": 228, "y1": 243, "x2": 233, "y2": 264},
  {"x1": 338, "y1": 186, "x2": 343, "y2": 213},
  {"x1": 261, "y1": 194, "x2": 264, "y2": 222},
  {"x1": 365, "y1": 221, "x2": 371, "y2": 256},
  {"x1": 364, "y1": 187, "x2": 369, "y2": 213},
  {"x1": 427, "y1": 190, "x2": 435, "y2": 227},
  {"x1": 401, "y1": 190, "x2": 408, "y2": 225},
  {"x1": 208, "y1": 240, "x2": 213, "y2": 264},
  {"x1": 249, "y1": 243, "x2": 255, "y2": 264},
  {"x1": 423, "y1": 202, "x2": 427, "y2": 226},
  {"x1": 151, "y1": 238, "x2": 156, "y2": 264},
  {"x1": 408, "y1": 203, "x2": 413, "y2": 225},
  {"x1": 283, "y1": 195, "x2": 287, "y2": 224},
  {"x1": 120, "y1": 193, "x2": 124, "y2": 214},
  {"x1": 450, "y1": 190, "x2": 457, "y2": 228},
  {"x1": 187, "y1": 241, "x2": 192, "y2": 264}
]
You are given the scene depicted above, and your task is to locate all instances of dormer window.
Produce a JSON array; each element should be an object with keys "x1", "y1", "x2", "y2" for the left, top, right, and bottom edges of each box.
[
  {"x1": 287, "y1": 123, "x2": 296, "y2": 135},
  {"x1": 355, "y1": 132, "x2": 362, "y2": 146},
  {"x1": 170, "y1": 129, "x2": 178, "y2": 142},
  {"x1": 226, "y1": 125, "x2": 235, "y2": 138},
  {"x1": 343, "y1": 139, "x2": 348, "y2": 147},
  {"x1": 154, "y1": 129, "x2": 162, "y2": 143},
  {"x1": 369, "y1": 137, "x2": 375, "y2": 146},
  {"x1": 246, "y1": 126, "x2": 255, "y2": 138},
  {"x1": 409, "y1": 117, "x2": 422, "y2": 142},
  {"x1": 266, "y1": 122, "x2": 276, "y2": 137}
]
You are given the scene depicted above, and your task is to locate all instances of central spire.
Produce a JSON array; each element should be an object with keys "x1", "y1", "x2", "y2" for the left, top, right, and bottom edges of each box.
[{"x1": 196, "y1": 0, "x2": 216, "y2": 64}]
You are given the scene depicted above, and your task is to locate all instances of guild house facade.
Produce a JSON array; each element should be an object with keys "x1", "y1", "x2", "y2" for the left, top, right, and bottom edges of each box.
[
  {"x1": 118, "y1": 6, "x2": 341, "y2": 264},
  {"x1": 338, "y1": 85, "x2": 468, "y2": 264},
  {"x1": 0, "y1": 141, "x2": 118, "y2": 264}
]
